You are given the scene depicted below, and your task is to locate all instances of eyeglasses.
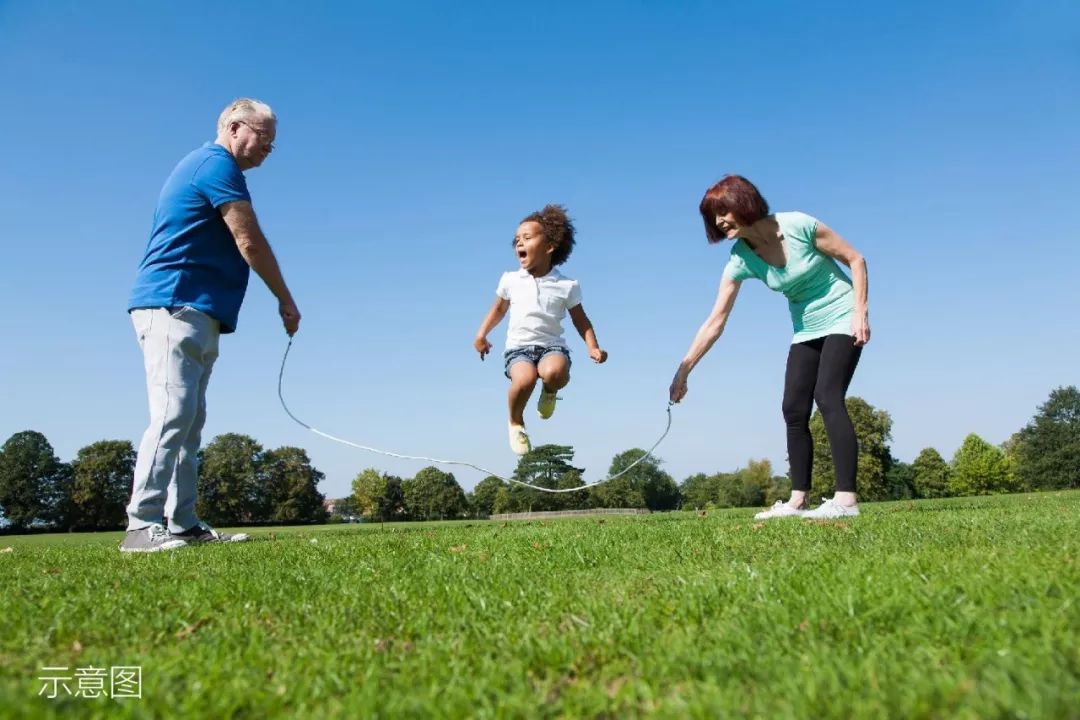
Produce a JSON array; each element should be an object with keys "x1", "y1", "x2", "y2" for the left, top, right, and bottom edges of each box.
[{"x1": 238, "y1": 120, "x2": 275, "y2": 151}]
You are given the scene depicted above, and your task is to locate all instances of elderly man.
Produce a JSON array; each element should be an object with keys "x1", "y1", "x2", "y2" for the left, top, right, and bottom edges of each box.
[{"x1": 121, "y1": 98, "x2": 301, "y2": 552}]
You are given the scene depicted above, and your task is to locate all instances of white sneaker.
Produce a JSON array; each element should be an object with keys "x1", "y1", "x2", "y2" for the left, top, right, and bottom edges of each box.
[
  {"x1": 508, "y1": 423, "x2": 531, "y2": 455},
  {"x1": 754, "y1": 500, "x2": 806, "y2": 520},
  {"x1": 803, "y1": 497, "x2": 860, "y2": 519}
]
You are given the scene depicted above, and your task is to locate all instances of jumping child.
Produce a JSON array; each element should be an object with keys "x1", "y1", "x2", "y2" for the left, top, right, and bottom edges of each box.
[{"x1": 474, "y1": 204, "x2": 607, "y2": 455}]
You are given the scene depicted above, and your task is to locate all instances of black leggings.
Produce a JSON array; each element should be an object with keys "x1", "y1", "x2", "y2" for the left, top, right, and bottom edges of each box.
[{"x1": 783, "y1": 334, "x2": 862, "y2": 493}]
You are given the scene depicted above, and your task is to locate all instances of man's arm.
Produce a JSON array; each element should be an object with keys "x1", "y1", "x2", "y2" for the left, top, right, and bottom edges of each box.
[{"x1": 220, "y1": 200, "x2": 300, "y2": 335}]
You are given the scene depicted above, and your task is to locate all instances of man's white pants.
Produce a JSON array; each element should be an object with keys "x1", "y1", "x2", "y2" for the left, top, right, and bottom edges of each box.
[{"x1": 127, "y1": 307, "x2": 219, "y2": 532}]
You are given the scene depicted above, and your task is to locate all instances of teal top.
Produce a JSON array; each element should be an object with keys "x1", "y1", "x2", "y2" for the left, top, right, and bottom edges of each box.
[{"x1": 722, "y1": 211, "x2": 854, "y2": 344}]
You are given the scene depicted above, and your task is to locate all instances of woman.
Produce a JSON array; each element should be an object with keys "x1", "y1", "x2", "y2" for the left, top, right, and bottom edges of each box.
[{"x1": 669, "y1": 175, "x2": 870, "y2": 519}]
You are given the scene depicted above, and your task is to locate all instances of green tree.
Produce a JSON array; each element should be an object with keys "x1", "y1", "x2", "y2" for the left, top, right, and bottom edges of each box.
[
  {"x1": 641, "y1": 459, "x2": 681, "y2": 511},
  {"x1": 197, "y1": 433, "x2": 263, "y2": 525},
  {"x1": 587, "y1": 449, "x2": 668, "y2": 510},
  {"x1": 810, "y1": 397, "x2": 893, "y2": 501},
  {"x1": 352, "y1": 468, "x2": 405, "y2": 522},
  {"x1": 352, "y1": 468, "x2": 385, "y2": 518},
  {"x1": 382, "y1": 477, "x2": 405, "y2": 520},
  {"x1": 588, "y1": 476, "x2": 644, "y2": 509},
  {"x1": 468, "y1": 476, "x2": 506, "y2": 517},
  {"x1": 679, "y1": 473, "x2": 716, "y2": 510},
  {"x1": 555, "y1": 470, "x2": 591, "y2": 510},
  {"x1": 69, "y1": 440, "x2": 135, "y2": 530},
  {"x1": 491, "y1": 486, "x2": 514, "y2": 514},
  {"x1": 950, "y1": 433, "x2": 1016, "y2": 496},
  {"x1": 912, "y1": 448, "x2": 951, "y2": 498},
  {"x1": 0, "y1": 431, "x2": 71, "y2": 530},
  {"x1": 735, "y1": 459, "x2": 772, "y2": 507},
  {"x1": 402, "y1": 466, "x2": 467, "y2": 520},
  {"x1": 701, "y1": 461, "x2": 773, "y2": 508},
  {"x1": 885, "y1": 459, "x2": 917, "y2": 500},
  {"x1": 712, "y1": 473, "x2": 744, "y2": 507},
  {"x1": 765, "y1": 474, "x2": 792, "y2": 506},
  {"x1": 510, "y1": 444, "x2": 583, "y2": 512},
  {"x1": 330, "y1": 496, "x2": 358, "y2": 518},
  {"x1": 261, "y1": 447, "x2": 327, "y2": 523},
  {"x1": 1014, "y1": 386, "x2": 1080, "y2": 490}
]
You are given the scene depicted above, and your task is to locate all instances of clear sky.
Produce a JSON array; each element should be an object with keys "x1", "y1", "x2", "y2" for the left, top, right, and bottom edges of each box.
[{"x1": 1, "y1": 1, "x2": 1077, "y2": 499}]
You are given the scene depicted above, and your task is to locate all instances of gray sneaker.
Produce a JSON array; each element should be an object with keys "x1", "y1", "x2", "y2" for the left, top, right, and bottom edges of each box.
[
  {"x1": 173, "y1": 522, "x2": 250, "y2": 544},
  {"x1": 119, "y1": 523, "x2": 188, "y2": 553}
]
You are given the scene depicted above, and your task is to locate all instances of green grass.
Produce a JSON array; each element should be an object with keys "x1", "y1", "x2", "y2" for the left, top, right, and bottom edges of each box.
[{"x1": 2, "y1": 492, "x2": 1079, "y2": 719}]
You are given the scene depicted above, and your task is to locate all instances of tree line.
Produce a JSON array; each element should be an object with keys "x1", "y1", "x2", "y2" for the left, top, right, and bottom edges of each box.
[
  {"x1": 347, "y1": 385, "x2": 1080, "y2": 518},
  {"x1": 0, "y1": 433, "x2": 326, "y2": 531},
  {"x1": 859, "y1": 386, "x2": 1079, "y2": 501},
  {"x1": 348, "y1": 445, "x2": 684, "y2": 521},
  {"x1": 1, "y1": 385, "x2": 1076, "y2": 530}
]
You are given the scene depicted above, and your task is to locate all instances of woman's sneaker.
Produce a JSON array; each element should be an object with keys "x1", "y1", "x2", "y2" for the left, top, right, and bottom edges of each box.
[
  {"x1": 173, "y1": 522, "x2": 250, "y2": 544},
  {"x1": 754, "y1": 500, "x2": 806, "y2": 520},
  {"x1": 508, "y1": 423, "x2": 531, "y2": 455},
  {"x1": 803, "y1": 497, "x2": 860, "y2": 519},
  {"x1": 119, "y1": 523, "x2": 188, "y2": 553}
]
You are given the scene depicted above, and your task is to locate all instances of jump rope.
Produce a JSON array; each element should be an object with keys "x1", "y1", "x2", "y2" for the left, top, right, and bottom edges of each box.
[{"x1": 277, "y1": 338, "x2": 674, "y2": 493}]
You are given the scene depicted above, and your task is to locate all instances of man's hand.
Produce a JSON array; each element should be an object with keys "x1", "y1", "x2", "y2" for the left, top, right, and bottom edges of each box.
[
  {"x1": 279, "y1": 300, "x2": 301, "y2": 336},
  {"x1": 590, "y1": 347, "x2": 608, "y2": 364},
  {"x1": 669, "y1": 366, "x2": 689, "y2": 404},
  {"x1": 474, "y1": 336, "x2": 492, "y2": 360}
]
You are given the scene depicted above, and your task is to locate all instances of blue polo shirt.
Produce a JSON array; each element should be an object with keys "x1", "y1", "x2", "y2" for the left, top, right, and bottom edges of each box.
[{"x1": 128, "y1": 143, "x2": 252, "y2": 333}]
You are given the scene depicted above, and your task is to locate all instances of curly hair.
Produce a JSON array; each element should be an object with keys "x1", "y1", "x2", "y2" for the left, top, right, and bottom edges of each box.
[
  {"x1": 699, "y1": 175, "x2": 770, "y2": 243},
  {"x1": 519, "y1": 204, "x2": 576, "y2": 266}
]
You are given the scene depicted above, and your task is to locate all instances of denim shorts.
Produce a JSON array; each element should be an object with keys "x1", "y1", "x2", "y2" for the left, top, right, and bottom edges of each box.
[{"x1": 503, "y1": 345, "x2": 571, "y2": 379}]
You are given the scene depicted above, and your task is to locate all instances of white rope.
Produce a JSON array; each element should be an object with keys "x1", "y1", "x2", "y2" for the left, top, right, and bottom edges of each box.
[{"x1": 277, "y1": 338, "x2": 673, "y2": 493}]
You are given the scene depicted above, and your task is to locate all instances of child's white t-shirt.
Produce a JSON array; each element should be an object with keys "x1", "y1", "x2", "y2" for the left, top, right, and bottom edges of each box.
[{"x1": 496, "y1": 268, "x2": 583, "y2": 350}]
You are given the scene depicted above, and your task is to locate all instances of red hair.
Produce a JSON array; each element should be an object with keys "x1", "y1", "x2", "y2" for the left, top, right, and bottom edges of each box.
[{"x1": 699, "y1": 175, "x2": 770, "y2": 243}]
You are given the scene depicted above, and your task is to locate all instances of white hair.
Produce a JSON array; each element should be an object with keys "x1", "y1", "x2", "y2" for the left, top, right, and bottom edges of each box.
[{"x1": 216, "y1": 98, "x2": 275, "y2": 135}]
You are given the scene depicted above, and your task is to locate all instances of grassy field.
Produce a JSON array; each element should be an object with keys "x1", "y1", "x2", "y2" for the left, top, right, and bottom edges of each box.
[{"x1": 1, "y1": 492, "x2": 1078, "y2": 719}]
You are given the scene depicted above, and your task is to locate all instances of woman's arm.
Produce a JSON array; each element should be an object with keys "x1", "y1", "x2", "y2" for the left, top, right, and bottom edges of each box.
[
  {"x1": 814, "y1": 222, "x2": 870, "y2": 346},
  {"x1": 669, "y1": 276, "x2": 742, "y2": 403}
]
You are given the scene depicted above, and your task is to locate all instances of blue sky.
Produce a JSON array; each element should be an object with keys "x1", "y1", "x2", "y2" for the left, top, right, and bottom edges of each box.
[{"x1": 1, "y1": 1, "x2": 1077, "y2": 499}]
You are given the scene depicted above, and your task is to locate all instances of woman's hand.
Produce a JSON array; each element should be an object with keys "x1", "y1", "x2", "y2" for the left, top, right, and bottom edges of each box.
[{"x1": 852, "y1": 310, "x2": 871, "y2": 347}]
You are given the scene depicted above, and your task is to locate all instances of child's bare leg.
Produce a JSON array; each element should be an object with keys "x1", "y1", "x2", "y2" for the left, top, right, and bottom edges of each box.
[
  {"x1": 537, "y1": 353, "x2": 570, "y2": 393},
  {"x1": 508, "y1": 362, "x2": 539, "y2": 426}
]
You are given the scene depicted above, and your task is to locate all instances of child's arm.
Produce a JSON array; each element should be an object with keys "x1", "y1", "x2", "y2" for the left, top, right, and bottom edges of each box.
[
  {"x1": 568, "y1": 305, "x2": 607, "y2": 363},
  {"x1": 474, "y1": 297, "x2": 510, "y2": 360}
]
